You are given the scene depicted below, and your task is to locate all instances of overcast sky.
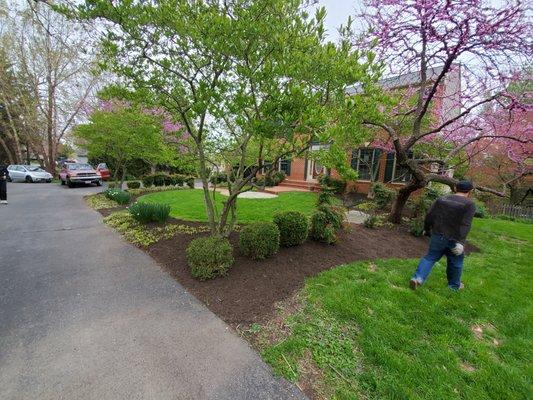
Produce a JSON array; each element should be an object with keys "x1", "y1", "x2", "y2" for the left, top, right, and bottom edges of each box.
[{"x1": 310, "y1": 0, "x2": 364, "y2": 42}]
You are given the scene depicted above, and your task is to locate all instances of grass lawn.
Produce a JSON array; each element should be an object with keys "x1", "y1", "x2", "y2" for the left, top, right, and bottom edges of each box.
[
  {"x1": 259, "y1": 218, "x2": 532, "y2": 399},
  {"x1": 138, "y1": 188, "x2": 318, "y2": 223}
]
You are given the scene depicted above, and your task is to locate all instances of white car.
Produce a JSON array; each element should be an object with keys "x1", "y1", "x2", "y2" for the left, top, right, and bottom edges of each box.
[{"x1": 7, "y1": 165, "x2": 53, "y2": 183}]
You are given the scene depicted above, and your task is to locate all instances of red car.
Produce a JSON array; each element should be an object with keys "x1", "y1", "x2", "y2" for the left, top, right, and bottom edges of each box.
[
  {"x1": 59, "y1": 163, "x2": 102, "y2": 188},
  {"x1": 96, "y1": 163, "x2": 111, "y2": 181}
]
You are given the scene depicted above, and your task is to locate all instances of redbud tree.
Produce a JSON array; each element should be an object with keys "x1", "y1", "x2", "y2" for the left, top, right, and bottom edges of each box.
[{"x1": 358, "y1": 0, "x2": 531, "y2": 222}]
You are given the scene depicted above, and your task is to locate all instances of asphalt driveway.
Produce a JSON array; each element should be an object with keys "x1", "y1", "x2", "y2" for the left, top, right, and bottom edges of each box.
[{"x1": 0, "y1": 182, "x2": 305, "y2": 400}]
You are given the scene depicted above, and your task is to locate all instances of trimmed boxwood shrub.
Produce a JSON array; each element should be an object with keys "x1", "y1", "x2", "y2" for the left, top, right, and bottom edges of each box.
[
  {"x1": 309, "y1": 204, "x2": 345, "y2": 244},
  {"x1": 273, "y1": 211, "x2": 308, "y2": 247},
  {"x1": 104, "y1": 188, "x2": 131, "y2": 205},
  {"x1": 239, "y1": 222, "x2": 280, "y2": 260},
  {"x1": 186, "y1": 236, "x2": 234, "y2": 280},
  {"x1": 128, "y1": 202, "x2": 171, "y2": 223},
  {"x1": 142, "y1": 173, "x2": 170, "y2": 187},
  {"x1": 126, "y1": 181, "x2": 141, "y2": 189}
]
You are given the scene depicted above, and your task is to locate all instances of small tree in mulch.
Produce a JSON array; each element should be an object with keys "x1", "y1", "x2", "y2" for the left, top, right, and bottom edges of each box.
[{"x1": 309, "y1": 183, "x2": 346, "y2": 244}]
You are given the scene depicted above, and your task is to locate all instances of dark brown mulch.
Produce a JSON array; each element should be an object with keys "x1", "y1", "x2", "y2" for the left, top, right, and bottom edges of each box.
[{"x1": 143, "y1": 223, "x2": 476, "y2": 328}]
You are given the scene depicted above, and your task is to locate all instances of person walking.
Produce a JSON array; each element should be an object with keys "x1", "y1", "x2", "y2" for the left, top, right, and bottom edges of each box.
[
  {"x1": 410, "y1": 180, "x2": 477, "y2": 290},
  {"x1": 0, "y1": 163, "x2": 8, "y2": 205}
]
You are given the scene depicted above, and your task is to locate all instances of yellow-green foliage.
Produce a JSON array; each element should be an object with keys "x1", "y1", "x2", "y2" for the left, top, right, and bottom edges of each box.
[
  {"x1": 85, "y1": 193, "x2": 120, "y2": 210},
  {"x1": 103, "y1": 212, "x2": 209, "y2": 246}
]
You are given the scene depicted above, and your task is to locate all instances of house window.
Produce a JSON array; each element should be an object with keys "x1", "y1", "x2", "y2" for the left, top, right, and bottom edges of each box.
[
  {"x1": 383, "y1": 152, "x2": 414, "y2": 183},
  {"x1": 351, "y1": 148, "x2": 381, "y2": 181},
  {"x1": 279, "y1": 158, "x2": 291, "y2": 176}
]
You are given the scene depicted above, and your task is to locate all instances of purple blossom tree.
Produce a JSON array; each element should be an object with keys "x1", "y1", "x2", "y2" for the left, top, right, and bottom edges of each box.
[{"x1": 358, "y1": 0, "x2": 532, "y2": 222}]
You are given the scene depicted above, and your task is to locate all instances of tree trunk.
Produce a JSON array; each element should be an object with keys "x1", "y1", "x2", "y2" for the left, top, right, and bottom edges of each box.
[
  {"x1": 389, "y1": 181, "x2": 424, "y2": 223},
  {"x1": 0, "y1": 136, "x2": 15, "y2": 164},
  {"x1": 119, "y1": 166, "x2": 127, "y2": 190}
]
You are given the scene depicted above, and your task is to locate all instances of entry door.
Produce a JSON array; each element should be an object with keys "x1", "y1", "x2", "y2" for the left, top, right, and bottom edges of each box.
[{"x1": 306, "y1": 160, "x2": 325, "y2": 182}]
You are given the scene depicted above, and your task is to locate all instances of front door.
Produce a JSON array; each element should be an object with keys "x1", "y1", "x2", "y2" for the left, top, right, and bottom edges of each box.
[{"x1": 306, "y1": 160, "x2": 325, "y2": 182}]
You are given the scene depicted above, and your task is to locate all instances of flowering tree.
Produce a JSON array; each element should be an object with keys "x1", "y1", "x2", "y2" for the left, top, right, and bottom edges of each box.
[
  {"x1": 74, "y1": 100, "x2": 177, "y2": 188},
  {"x1": 358, "y1": 0, "x2": 532, "y2": 222},
  {"x1": 56, "y1": 0, "x2": 381, "y2": 236}
]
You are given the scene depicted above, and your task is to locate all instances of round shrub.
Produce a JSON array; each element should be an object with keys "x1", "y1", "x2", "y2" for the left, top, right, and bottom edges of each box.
[
  {"x1": 104, "y1": 188, "x2": 131, "y2": 205},
  {"x1": 273, "y1": 211, "x2": 308, "y2": 247},
  {"x1": 239, "y1": 222, "x2": 280, "y2": 260},
  {"x1": 309, "y1": 204, "x2": 345, "y2": 244},
  {"x1": 126, "y1": 181, "x2": 141, "y2": 189},
  {"x1": 186, "y1": 236, "x2": 234, "y2": 280}
]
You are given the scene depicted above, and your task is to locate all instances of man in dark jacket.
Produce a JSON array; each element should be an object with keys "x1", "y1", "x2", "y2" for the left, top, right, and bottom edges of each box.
[
  {"x1": 410, "y1": 180, "x2": 476, "y2": 290},
  {"x1": 0, "y1": 164, "x2": 8, "y2": 204}
]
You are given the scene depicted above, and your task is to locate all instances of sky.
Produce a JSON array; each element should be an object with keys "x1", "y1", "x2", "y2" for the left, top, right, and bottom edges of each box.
[{"x1": 310, "y1": 0, "x2": 364, "y2": 42}]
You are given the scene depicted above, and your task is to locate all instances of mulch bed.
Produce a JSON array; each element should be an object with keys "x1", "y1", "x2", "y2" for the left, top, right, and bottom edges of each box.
[
  {"x1": 144, "y1": 222, "x2": 476, "y2": 328},
  {"x1": 95, "y1": 202, "x2": 477, "y2": 329}
]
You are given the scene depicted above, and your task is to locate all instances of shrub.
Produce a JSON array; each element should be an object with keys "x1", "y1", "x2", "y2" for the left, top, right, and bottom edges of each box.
[
  {"x1": 239, "y1": 222, "x2": 280, "y2": 260},
  {"x1": 185, "y1": 176, "x2": 195, "y2": 188},
  {"x1": 273, "y1": 211, "x2": 309, "y2": 247},
  {"x1": 309, "y1": 205, "x2": 345, "y2": 244},
  {"x1": 363, "y1": 215, "x2": 378, "y2": 229},
  {"x1": 318, "y1": 174, "x2": 346, "y2": 194},
  {"x1": 128, "y1": 202, "x2": 171, "y2": 223},
  {"x1": 474, "y1": 199, "x2": 488, "y2": 218},
  {"x1": 107, "y1": 182, "x2": 118, "y2": 189},
  {"x1": 126, "y1": 181, "x2": 141, "y2": 189},
  {"x1": 371, "y1": 182, "x2": 396, "y2": 209},
  {"x1": 142, "y1": 173, "x2": 171, "y2": 187},
  {"x1": 409, "y1": 218, "x2": 425, "y2": 237},
  {"x1": 271, "y1": 171, "x2": 286, "y2": 186},
  {"x1": 356, "y1": 201, "x2": 378, "y2": 213},
  {"x1": 169, "y1": 174, "x2": 185, "y2": 186},
  {"x1": 210, "y1": 172, "x2": 227, "y2": 185},
  {"x1": 104, "y1": 188, "x2": 131, "y2": 205},
  {"x1": 186, "y1": 236, "x2": 234, "y2": 280}
]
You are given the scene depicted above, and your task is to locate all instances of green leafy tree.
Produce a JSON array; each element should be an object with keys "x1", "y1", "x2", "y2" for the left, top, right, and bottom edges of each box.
[
  {"x1": 58, "y1": 0, "x2": 381, "y2": 236},
  {"x1": 74, "y1": 104, "x2": 173, "y2": 188}
]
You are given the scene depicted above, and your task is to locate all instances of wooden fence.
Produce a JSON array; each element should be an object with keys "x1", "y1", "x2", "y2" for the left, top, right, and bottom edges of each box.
[{"x1": 493, "y1": 204, "x2": 533, "y2": 220}]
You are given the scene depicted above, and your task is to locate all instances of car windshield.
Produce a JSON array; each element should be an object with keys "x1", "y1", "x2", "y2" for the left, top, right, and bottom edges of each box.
[
  {"x1": 67, "y1": 163, "x2": 92, "y2": 170},
  {"x1": 28, "y1": 166, "x2": 45, "y2": 172},
  {"x1": 98, "y1": 163, "x2": 108, "y2": 169}
]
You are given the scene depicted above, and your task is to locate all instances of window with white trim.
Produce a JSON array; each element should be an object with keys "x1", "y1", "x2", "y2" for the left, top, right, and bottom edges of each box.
[{"x1": 351, "y1": 148, "x2": 381, "y2": 181}]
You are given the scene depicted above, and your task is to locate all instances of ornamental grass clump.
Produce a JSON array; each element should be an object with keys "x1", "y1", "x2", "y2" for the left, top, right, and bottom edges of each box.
[
  {"x1": 128, "y1": 202, "x2": 171, "y2": 223},
  {"x1": 273, "y1": 211, "x2": 308, "y2": 247},
  {"x1": 239, "y1": 221, "x2": 280, "y2": 260},
  {"x1": 186, "y1": 236, "x2": 234, "y2": 280},
  {"x1": 104, "y1": 188, "x2": 131, "y2": 205}
]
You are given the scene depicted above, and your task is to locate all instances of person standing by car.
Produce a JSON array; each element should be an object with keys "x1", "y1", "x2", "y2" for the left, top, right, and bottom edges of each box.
[
  {"x1": 410, "y1": 180, "x2": 477, "y2": 291},
  {"x1": 0, "y1": 163, "x2": 8, "y2": 204}
]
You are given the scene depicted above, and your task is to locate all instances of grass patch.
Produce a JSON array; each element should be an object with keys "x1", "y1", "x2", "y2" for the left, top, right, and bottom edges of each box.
[
  {"x1": 258, "y1": 219, "x2": 533, "y2": 399},
  {"x1": 138, "y1": 188, "x2": 318, "y2": 223},
  {"x1": 103, "y1": 212, "x2": 210, "y2": 246}
]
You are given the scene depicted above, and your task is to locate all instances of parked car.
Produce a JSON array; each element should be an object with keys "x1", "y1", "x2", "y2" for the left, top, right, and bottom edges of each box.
[
  {"x1": 7, "y1": 165, "x2": 53, "y2": 183},
  {"x1": 59, "y1": 163, "x2": 102, "y2": 188},
  {"x1": 96, "y1": 163, "x2": 111, "y2": 181}
]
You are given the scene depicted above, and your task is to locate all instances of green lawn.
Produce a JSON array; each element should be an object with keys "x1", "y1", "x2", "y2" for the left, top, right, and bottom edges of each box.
[
  {"x1": 260, "y1": 218, "x2": 533, "y2": 399},
  {"x1": 138, "y1": 188, "x2": 318, "y2": 223}
]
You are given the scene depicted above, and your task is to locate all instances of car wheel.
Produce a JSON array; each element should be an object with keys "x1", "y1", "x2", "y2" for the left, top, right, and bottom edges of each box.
[
  {"x1": 46, "y1": 179, "x2": 52, "y2": 183},
  {"x1": 67, "y1": 178, "x2": 74, "y2": 188},
  {"x1": 96, "y1": 180, "x2": 102, "y2": 187},
  {"x1": 7, "y1": 176, "x2": 12, "y2": 182},
  {"x1": 25, "y1": 175, "x2": 33, "y2": 183}
]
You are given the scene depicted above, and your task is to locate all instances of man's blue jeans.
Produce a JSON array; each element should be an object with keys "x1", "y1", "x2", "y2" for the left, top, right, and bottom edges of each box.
[{"x1": 412, "y1": 234, "x2": 464, "y2": 289}]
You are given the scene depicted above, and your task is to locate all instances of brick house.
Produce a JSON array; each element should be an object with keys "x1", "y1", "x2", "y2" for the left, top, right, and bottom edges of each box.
[{"x1": 270, "y1": 66, "x2": 461, "y2": 194}]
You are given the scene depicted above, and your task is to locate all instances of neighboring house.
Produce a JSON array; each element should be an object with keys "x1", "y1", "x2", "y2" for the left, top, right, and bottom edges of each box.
[{"x1": 271, "y1": 65, "x2": 462, "y2": 194}]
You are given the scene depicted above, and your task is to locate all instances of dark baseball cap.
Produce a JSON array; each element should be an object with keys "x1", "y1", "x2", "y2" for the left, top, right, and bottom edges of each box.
[{"x1": 456, "y1": 180, "x2": 474, "y2": 193}]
